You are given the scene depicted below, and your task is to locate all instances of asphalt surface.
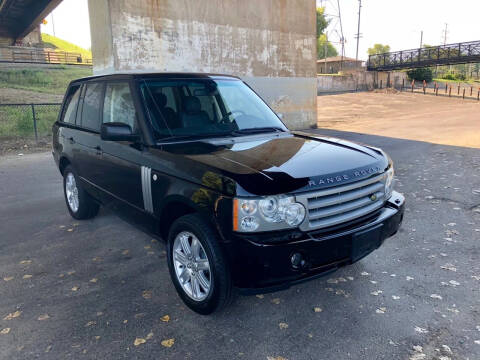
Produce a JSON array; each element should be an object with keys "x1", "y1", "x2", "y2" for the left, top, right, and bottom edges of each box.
[{"x1": 0, "y1": 130, "x2": 479, "y2": 360}]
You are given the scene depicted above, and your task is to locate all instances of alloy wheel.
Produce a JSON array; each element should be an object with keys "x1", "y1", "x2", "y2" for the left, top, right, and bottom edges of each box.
[
  {"x1": 65, "y1": 172, "x2": 79, "y2": 213},
  {"x1": 172, "y1": 231, "x2": 211, "y2": 301}
]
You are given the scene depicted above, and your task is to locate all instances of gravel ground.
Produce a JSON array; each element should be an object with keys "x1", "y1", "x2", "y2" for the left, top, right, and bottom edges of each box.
[{"x1": 0, "y1": 94, "x2": 479, "y2": 359}]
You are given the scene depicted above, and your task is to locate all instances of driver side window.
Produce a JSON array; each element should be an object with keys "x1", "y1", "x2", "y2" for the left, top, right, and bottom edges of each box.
[{"x1": 103, "y1": 83, "x2": 137, "y2": 132}]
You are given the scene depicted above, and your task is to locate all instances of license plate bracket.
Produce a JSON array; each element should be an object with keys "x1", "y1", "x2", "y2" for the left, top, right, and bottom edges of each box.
[{"x1": 351, "y1": 224, "x2": 383, "y2": 262}]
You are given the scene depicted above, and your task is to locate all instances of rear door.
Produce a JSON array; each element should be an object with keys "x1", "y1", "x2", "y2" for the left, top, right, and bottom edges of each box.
[{"x1": 73, "y1": 81, "x2": 105, "y2": 197}]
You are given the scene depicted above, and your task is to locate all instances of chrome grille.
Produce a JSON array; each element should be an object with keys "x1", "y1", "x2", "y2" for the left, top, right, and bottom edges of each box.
[{"x1": 297, "y1": 173, "x2": 386, "y2": 231}]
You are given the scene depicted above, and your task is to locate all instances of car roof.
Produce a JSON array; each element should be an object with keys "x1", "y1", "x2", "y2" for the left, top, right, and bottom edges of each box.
[{"x1": 71, "y1": 72, "x2": 242, "y2": 84}]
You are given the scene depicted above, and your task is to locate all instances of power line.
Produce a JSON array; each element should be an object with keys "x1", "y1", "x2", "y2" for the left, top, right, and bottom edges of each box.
[{"x1": 318, "y1": 0, "x2": 345, "y2": 62}]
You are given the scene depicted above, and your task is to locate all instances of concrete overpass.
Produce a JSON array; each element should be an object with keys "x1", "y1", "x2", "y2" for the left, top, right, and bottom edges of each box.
[
  {"x1": 88, "y1": 0, "x2": 318, "y2": 130},
  {"x1": 0, "y1": 0, "x2": 62, "y2": 45}
]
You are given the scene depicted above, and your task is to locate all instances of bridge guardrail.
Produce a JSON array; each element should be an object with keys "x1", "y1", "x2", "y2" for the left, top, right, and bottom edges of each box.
[
  {"x1": 0, "y1": 46, "x2": 92, "y2": 66},
  {"x1": 367, "y1": 40, "x2": 480, "y2": 71}
]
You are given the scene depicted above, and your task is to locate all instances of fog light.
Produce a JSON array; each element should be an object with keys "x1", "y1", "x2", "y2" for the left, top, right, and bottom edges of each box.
[
  {"x1": 240, "y1": 216, "x2": 259, "y2": 232},
  {"x1": 291, "y1": 252, "x2": 303, "y2": 269}
]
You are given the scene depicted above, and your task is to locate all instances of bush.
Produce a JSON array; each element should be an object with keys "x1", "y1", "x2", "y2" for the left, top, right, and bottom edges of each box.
[
  {"x1": 407, "y1": 68, "x2": 433, "y2": 82},
  {"x1": 441, "y1": 72, "x2": 466, "y2": 81},
  {"x1": 442, "y1": 73, "x2": 456, "y2": 80}
]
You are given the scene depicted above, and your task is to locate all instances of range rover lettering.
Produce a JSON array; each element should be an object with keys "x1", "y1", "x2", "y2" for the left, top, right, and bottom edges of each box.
[{"x1": 52, "y1": 73, "x2": 404, "y2": 314}]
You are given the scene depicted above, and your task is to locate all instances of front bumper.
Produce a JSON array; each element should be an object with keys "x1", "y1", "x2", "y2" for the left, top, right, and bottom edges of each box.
[{"x1": 226, "y1": 191, "x2": 405, "y2": 293}]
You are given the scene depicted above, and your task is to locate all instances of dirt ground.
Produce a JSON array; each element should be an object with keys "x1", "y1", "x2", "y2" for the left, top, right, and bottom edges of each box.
[
  {"x1": 0, "y1": 136, "x2": 51, "y2": 155},
  {"x1": 0, "y1": 88, "x2": 63, "y2": 104},
  {"x1": 317, "y1": 91, "x2": 480, "y2": 148}
]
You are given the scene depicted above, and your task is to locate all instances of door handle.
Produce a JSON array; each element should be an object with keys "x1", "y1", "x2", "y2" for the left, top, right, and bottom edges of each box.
[
  {"x1": 95, "y1": 145, "x2": 102, "y2": 155},
  {"x1": 68, "y1": 137, "x2": 75, "y2": 144}
]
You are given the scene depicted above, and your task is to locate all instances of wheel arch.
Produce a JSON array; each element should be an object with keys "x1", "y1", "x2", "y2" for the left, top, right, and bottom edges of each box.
[
  {"x1": 157, "y1": 196, "x2": 216, "y2": 241},
  {"x1": 59, "y1": 156, "x2": 72, "y2": 175}
]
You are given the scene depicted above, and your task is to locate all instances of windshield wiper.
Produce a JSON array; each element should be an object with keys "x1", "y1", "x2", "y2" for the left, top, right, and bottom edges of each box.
[
  {"x1": 230, "y1": 127, "x2": 286, "y2": 135},
  {"x1": 157, "y1": 127, "x2": 286, "y2": 143},
  {"x1": 158, "y1": 132, "x2": 234, "y2": 142}
]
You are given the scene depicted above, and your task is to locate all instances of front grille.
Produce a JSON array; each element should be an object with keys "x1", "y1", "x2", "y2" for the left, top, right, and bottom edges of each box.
[{"x1": 297, "y1": 174, "x2": 386, "y2": 231}]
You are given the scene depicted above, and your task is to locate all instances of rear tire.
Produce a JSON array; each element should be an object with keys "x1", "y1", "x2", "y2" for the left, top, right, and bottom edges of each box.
[
  {"x1": 63, "y1": 165, "x2": 99, "y2": 220},
  {"x1": 166, "y1": 214, "x2": 233, "y2": 315}
]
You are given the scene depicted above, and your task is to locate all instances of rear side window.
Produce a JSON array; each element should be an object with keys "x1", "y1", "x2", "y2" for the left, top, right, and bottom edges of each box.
[
  {"x1": 62, "y1": 85, "x2": 81, "y2": 124},
  {"x1": 103, "y1": 83, "x2": 137, "y2": 132},
  {"x1": 80, "y1": 82, "x2": 104, "y2": 131}
]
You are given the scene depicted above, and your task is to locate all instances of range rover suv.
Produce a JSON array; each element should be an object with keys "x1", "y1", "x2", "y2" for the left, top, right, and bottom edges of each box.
[{"x1": 52, "y1": 73, "x2": 404, "y2": 314}]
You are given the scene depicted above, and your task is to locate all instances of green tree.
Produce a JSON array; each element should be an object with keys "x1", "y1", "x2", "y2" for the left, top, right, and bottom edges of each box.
[
  {"x1": 316, "y1": 7, "x2": 329, "y2": 37},
  {"x1": 316, "y1": 7, "x2": 338, "y2": 59},
  {"x1": 367, "y1": 44, "x2": 391, "y2": 56},
  {"x1": 317, "y1": 34, "x2": 338, "y2": 59}
]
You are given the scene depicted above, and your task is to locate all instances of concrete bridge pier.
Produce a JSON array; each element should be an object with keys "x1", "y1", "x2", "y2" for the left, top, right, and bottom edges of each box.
[{"x1": 88, "y1": 0, "x2": 317, "y2": 130}]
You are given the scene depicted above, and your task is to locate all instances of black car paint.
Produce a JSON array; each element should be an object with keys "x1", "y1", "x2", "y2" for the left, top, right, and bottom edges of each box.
[{"x1": 52, "y1": 73, "x2": 404, "y2": 291}]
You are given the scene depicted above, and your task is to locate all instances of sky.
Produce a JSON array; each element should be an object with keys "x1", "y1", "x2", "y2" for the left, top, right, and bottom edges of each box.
[
  {"x1": 41, "y1": 0, "x2": 480, "y2": 60},
  {"x1": 41, "y1": 0, "x2": 91, "y2": 49}
]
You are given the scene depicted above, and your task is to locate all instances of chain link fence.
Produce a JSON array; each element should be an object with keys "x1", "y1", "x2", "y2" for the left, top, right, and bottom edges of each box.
[{"x1": 0, "y1": 103, "x2": 61, "y2": 141}]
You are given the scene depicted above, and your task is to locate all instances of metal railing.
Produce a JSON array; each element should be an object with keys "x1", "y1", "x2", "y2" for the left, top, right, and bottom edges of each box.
[
  {"x1": 375, "y1": 78, "x2": 480, "y2": 101},
  {"x1": 367, "y1": 40, "x2": 480, "y2": 71},
  {"x1": 0, "y1": 46, "x2": 92, "y2": 66},
  {"x1": 0, "y1": 103, "x2": 61, "y2": 141}
]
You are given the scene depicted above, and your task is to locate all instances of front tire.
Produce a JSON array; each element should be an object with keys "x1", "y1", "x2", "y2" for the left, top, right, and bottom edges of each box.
[
  {"x1": 166, "y1": 214, "x2": 233, "y2": 315},
  {"x1": 63, "y1": 165, "x2": 99, "y2": 220}
]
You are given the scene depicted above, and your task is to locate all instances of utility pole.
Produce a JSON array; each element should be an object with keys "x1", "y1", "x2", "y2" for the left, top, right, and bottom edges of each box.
[
  {"x1": 337, "y1": 0, "x2": 345, "y2": 70},
  {"x1": 324, "y1": 31, "x2": 328, "y2": 73},
  {"x1": 443, "y1": 23, "x2": 449, "y2": 73},
  {"x1": 419, "y1": 30, "x2": 423, "y2": 48},
  {"x1": 443, "y1": 23, "x2": 448, "y2": 45},
  {"x1": 355, "y1": 0, "x2": 362, "y2": 61},
  {"x1": 51, "y1": 13, "x2": 56, "y2": 37}
]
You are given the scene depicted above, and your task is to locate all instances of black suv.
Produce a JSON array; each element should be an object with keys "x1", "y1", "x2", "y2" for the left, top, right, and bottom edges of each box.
[{"x1": 52, "y1": 73, "x2": 404, "y2": 314}]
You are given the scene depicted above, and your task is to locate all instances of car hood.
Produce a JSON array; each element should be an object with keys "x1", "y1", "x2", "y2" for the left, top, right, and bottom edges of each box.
[{"x1": 160, "y1": 132, "x2": 389, "y2": 196}]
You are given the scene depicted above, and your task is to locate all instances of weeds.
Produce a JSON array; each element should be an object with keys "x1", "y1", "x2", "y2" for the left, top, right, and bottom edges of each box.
[{"x1": 0, "y1": 67, "x2": 92, "y2": 95}]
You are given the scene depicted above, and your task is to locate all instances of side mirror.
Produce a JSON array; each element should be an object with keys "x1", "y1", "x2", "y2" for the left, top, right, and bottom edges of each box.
[{"x1": 101, "y1": 123, "x2": 139, "y2": 142}]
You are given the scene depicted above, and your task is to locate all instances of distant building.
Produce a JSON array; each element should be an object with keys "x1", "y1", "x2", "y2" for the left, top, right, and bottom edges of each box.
[{"x1": 317, "y1": 56, "x2": 364, "y2": 74}]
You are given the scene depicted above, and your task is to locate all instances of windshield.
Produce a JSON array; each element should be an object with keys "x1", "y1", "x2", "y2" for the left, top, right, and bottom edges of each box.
[{"x1": 139, "y1": 78, "x2": 288, "y2": 140}]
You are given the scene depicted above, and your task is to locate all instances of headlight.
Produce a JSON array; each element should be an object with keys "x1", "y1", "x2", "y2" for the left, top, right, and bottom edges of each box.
[
  {"x1": 234, "y1": 195, "x2": 306, "y2": 232},
  {"x1": 384, "y1": 166, "x2": 394, "y2": 199}
]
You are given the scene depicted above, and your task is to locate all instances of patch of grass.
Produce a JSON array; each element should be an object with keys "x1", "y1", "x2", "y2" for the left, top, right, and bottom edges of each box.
[
  {"x1": 0, "y1": 107, "x2": 31, "y2": 136},
  {"x1": 0, "y1": 105, "x2": 60, "y2": 138},
  {"x1": 0, "y1": 67, "x2": 92, "y2": 95},
  {"x1": 41, "y1": 33, "x2": 92, "y2": 60},
  {"x1": 433, "y1": 78, "x2": 480, "y2": 85}
]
